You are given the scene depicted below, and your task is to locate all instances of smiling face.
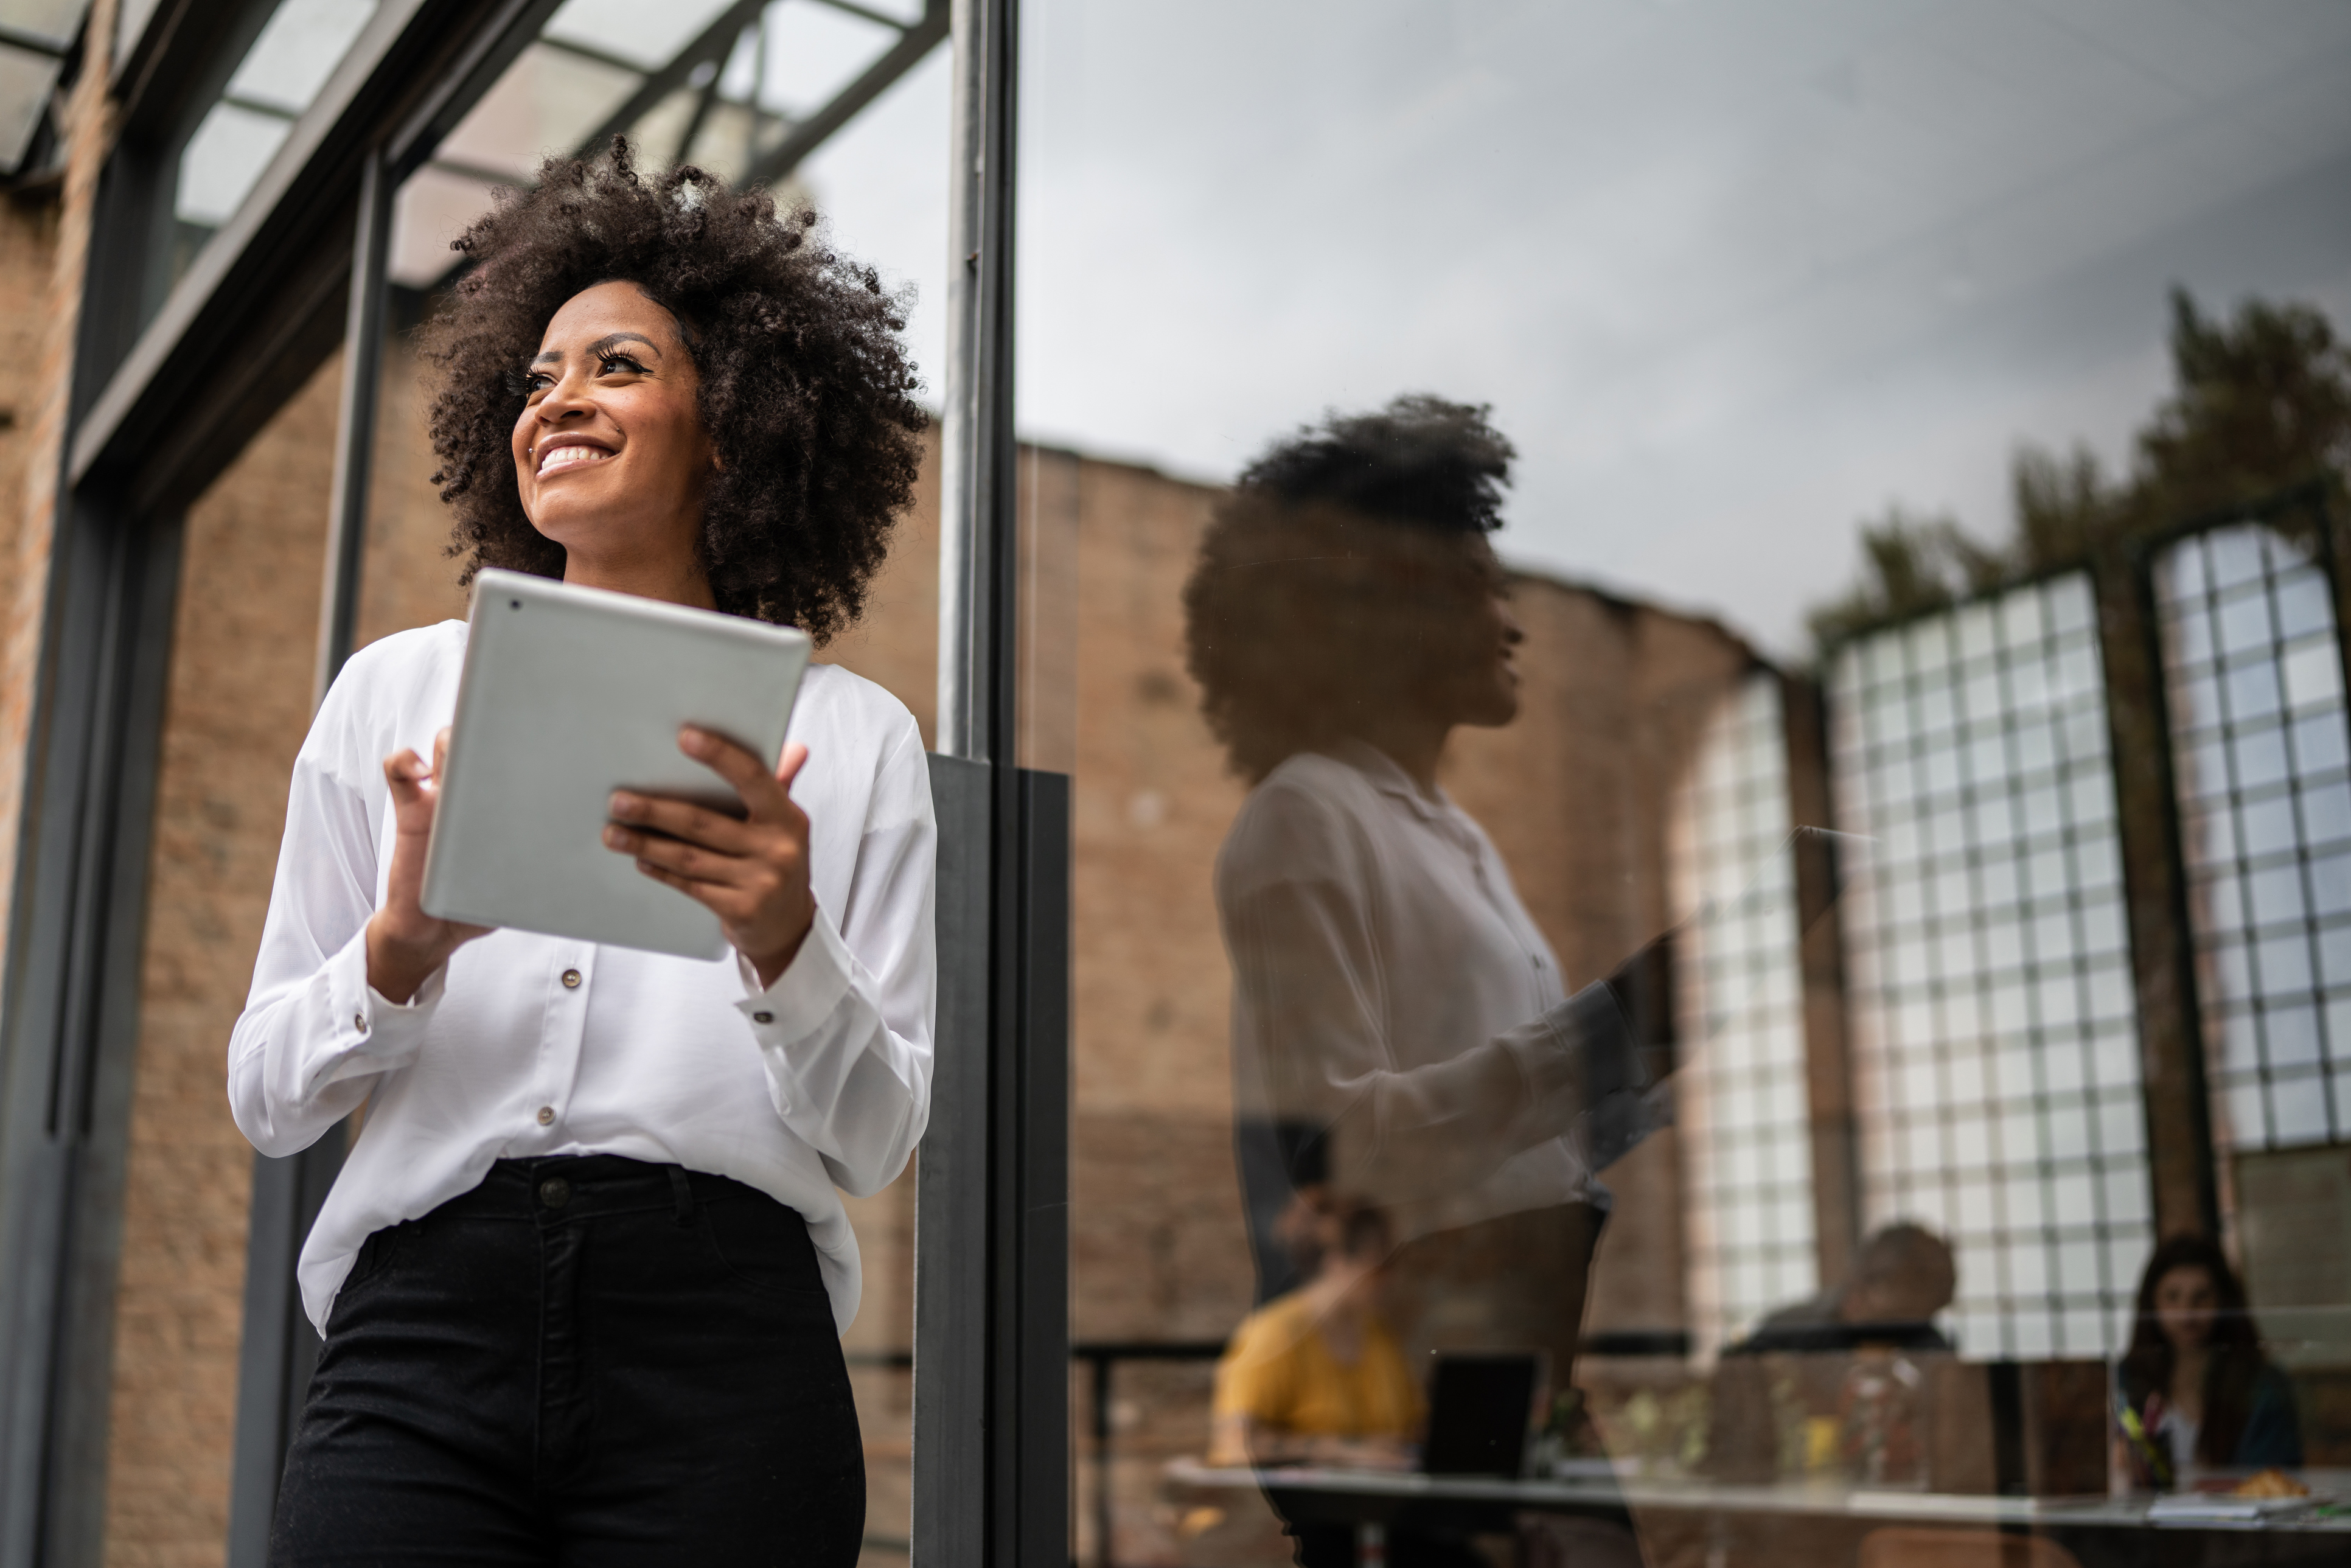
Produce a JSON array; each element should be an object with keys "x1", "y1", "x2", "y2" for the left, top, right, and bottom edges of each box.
[{"x1": 510, "y1": 280, "x2": 716, "y2": 600}]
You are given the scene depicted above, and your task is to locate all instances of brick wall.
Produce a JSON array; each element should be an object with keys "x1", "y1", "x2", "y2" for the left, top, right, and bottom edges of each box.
[{"x1": 104, "y1": 354, "x2": 342, "y2": 1567}]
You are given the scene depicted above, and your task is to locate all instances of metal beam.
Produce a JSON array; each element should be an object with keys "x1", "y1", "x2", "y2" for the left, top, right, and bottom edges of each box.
[
  {"x1": 917, "y1": 2, "x2": 1067, "y2": 1566},
  {"x1": 0, "y1": 500, "x2": 185, "y2": 1568},
  {"x1": 565, "y1": 0, "x2": 770, "y2": 167},
  {"x1": 315, "y1": 145, "x2": 392, "y2": 703},
  {"x1": 747, "y1": 0, "x2": 946, "y2": 188}
]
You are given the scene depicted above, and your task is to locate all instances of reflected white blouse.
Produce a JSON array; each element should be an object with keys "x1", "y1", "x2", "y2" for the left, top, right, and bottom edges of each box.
[{"x1": 228, "y1": 621, "x2": 935, "y2": 1336}]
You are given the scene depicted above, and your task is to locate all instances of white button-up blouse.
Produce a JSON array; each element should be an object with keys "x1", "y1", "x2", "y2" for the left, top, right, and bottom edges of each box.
[
  {"x1": 228, "y1": 620, "x2": 935, "y2": 1336},
  {"x1": 1217, "y1": 742, "x2": 1655, "y2": 1244}
]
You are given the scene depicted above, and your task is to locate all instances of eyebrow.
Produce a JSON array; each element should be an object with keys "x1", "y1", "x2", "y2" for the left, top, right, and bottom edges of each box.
[{"x1": 529, "y1": 330, "x2": 664, "y2": 367}]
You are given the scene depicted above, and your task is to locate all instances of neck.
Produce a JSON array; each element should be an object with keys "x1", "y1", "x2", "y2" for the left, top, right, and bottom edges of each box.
[
  {"x1": 562, "y1": 541, "x2": 717, "y2": 612},
  {"x1": 1351, "y1": 712, "x2": 1451, "y2": 795}
]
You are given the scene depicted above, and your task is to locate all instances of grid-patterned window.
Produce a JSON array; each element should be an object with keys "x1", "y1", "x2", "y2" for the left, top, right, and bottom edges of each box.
[
  {"x1": 1830, "y1": 575, "x2": 2153, "y2": 1359},
  {"x1": 2154, "y1": 523, "x2": 2351, "y2": 1154},
  {"x1": 1673, "y1": 674, "x2": 1816, "y2": 1360}
]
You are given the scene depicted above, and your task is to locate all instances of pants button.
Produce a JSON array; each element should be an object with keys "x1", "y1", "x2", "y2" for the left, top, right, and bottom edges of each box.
[{"x1": 538, "y1": 1177, "x2": 572, "y2": 1210}]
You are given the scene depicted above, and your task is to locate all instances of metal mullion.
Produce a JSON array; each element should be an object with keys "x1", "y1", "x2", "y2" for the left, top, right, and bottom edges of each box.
[
  {"x1": 385, "y1": 0, "x2": 572, "y2": 178},
  {"x1": 809, "y1": 0, "x2": 919, "y2": 32},
  {"x1": 746, "y1": 1, "x2": 947, "y2": 192},
  {"x1": 562, "y1": 0, "x2": 771, "y2": 166},
  {"x1": 531, "y1": 31, "x2": 663, "y2": 78},
  {"x1": 673, "y1": 68, "x2": 730, "y2": 167},
  {"x1": 315, "y1": 145, "x2": 392, "y2": 702},
  {"x1": 918, "y1": 0, "x2": 1066, "y2": 1564},
  {"x1": 0, "y1": 21, "x2": 68, "y2": 57},
  {"x1": 221, "y1": 141, "x2": 395, "y2": 1567},
  {"x1": 0, "y1": 498, "x2": 184, "y2": 1568}
]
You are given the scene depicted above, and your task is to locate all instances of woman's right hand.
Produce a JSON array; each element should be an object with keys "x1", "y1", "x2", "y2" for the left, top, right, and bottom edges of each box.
[{"x1": 365, "y1": 727, "x2": 489, "y2": 1003}]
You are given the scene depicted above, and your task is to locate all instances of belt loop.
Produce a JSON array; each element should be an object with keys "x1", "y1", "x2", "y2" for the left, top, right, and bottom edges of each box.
[{"x1": 668, "y1": 1166, "x2": 694, "y2": 1229}]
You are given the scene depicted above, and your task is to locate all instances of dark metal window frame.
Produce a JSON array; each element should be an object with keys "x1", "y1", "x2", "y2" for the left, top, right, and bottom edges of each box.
[{"x1": 0, "y1": 0, "x2": 1054, "y2": 1561}]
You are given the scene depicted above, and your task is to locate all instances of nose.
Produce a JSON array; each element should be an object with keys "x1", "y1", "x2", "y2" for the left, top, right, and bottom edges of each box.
[{"x1": 531, "y1": 366, "x2": 595, "y2": 430}]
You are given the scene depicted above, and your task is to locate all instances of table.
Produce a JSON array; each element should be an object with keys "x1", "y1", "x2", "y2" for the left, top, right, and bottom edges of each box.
[{"x1": 1162, "y1": 1460, "x2": 2351, "y2": 1567}]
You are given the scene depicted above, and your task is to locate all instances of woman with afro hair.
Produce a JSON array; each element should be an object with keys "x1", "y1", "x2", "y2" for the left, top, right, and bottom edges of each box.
[{"x1": 228, "y1": 143, "x2": 932, "y2": 1564}]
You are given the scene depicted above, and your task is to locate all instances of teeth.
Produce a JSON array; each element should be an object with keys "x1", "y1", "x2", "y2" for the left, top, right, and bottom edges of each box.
[{"x1": 538, "y1": 445, "x2": 611, "y2": 477}]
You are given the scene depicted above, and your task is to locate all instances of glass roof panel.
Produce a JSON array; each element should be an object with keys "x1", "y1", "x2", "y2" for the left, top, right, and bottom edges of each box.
[
  {"x1": 223, "y1": 0, "x2": 380, "y2": 116},
  {"x1": 541, "y1": 0, "x2": 740, "y2": 73},
  {"x1": 0, "y1": 40, "x2": 57, "y2": 172},
  {"x1": 746, "y1": 1, "x2": 895, "y2": 119},
  {"x1": 388, "y1": 0, "x2": 943, "y2": 290},
  {"x1": 434, "y1": 41, "x2": 640, "y2": 183},
  {"x1": 165, "y1": 0, "x2": 381, "y2": 293},
  {"x1": 0, "y1": 0, "x2": 88, "y2": 46}
]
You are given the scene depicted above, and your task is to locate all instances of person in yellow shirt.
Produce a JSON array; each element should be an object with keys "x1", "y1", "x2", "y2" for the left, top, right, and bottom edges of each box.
[{"x1": 1210, "y1": 1197, "x2": 1421, "y2": 1469}]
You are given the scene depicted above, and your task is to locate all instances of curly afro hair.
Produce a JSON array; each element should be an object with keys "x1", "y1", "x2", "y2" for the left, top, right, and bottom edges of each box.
[
  {"x1": 1182, "y1": 395, "x2": 1515, "y2": 782},
  {"x1": 419, "y1": 140, "x2": 926, "y2": 643}
]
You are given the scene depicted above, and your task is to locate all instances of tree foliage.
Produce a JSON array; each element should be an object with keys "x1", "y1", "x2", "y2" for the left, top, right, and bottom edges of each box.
[{"x1": 1808, "y1": 289, "x2": 2351, "y2": 652}]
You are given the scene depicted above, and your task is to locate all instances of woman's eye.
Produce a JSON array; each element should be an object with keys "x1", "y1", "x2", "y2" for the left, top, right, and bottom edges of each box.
[
  {"x1": 597, "y1": 354, "x2": 647, "y2": 376},
  {"x1": 521, "y1": 372, "x2": 552, "y2": 397}
]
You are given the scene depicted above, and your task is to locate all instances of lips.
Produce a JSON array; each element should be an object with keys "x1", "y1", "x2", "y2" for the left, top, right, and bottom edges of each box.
[{"x1": 536, "y1": 441, "x2": 614, "y2": 478}]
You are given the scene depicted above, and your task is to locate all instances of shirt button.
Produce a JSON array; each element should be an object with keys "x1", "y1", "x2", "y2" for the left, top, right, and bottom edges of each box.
[
  {"x1": 561, "y1": 969, "x2": 582, "y2": 989},
  {"x1": 538, "y1": 1177, "x2": 571, "y2": 1209},
  {"x1": 752, "y1": 1011, "x2": 775, "y2": 1025},
  {"x1": 354, "y1": 1012, "x2": 368, "y2": 1033},
  {"x1": 536, "y1": 1106, "x2": 554, "y2": 1126}
]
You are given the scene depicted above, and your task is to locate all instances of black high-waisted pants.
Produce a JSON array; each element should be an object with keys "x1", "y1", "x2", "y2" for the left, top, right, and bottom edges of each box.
[{"x1": 270, "y1": 1155, "x2": 863, "y2": 1567}]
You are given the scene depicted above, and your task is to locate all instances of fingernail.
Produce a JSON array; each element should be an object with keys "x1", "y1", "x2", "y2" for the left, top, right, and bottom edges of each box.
[
  {"x1": 610, "y1": 792, "x2": 636, "y2": 815},
  {"x1": 678, "y1": 727, "x2": 706, "y2": 751},
  {"x1": 604, "y1": 826, "x2": 628, "y2": 848}
]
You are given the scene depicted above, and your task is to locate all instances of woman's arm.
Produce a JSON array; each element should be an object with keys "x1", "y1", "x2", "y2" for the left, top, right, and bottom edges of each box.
[
  {"x1": 608, "y1": 719, "x2": 935, "y2": 1196},
  {"x1": 1222, "y1": 787, "x2": 1652, "y2": 1203},
  {"x1": 228, "y1": 703, "x2": 461, "y2": 1154}
]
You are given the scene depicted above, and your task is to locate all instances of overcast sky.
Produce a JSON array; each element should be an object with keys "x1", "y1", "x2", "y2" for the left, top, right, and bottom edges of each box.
[{"x1": 798, "y1": 0, "x2": 2351, "y2": 656}]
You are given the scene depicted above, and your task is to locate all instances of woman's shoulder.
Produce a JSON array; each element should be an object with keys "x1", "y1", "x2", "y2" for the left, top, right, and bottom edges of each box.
[
  {"x1": 798, "y1": 662, "x2": 921, "y2": 745},
  {"x1": 305, "y1": 621, "x2": 468, "y2": 765},
  {"x1": 332, "y1": 619, "x2": 468, "y2": 691},
  {"x1": 1222, "y1": 1292, "x2": 1318, "y2": 1368}
]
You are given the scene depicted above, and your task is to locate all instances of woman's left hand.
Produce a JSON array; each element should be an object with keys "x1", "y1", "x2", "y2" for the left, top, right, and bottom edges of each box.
[{"x1": 605, "y1": 728, "x2": 815, "y2": 990}]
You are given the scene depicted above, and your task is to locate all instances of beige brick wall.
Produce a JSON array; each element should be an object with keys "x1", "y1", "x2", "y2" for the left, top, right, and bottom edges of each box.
[
  {"x1": 105, "y1": 352, "x2": 343, "y2": 1567},
  {"x1": 0, "y1": 193, "x2": 59, "y2": 634},
  {"x1": 0, "y1": 0, "x2": 113, "y2": 1003}
]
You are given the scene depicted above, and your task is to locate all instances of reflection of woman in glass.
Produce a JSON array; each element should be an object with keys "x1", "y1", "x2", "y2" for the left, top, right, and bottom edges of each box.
[
  {"x1": 1185, "y1": 394, "x2": 1670, "y2": 1383},
  {"x1": 2116, "y1": 1235, "x2": 2302, "y2": 1486},
  {"x1": 232, "y1": 147, "x2": 932, "y2": 1562}
]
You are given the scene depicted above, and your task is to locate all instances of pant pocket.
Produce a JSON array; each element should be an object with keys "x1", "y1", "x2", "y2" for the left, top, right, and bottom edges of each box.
[{"x1": 699, "y1": 1194, "x2": 828, "y2": 1300}]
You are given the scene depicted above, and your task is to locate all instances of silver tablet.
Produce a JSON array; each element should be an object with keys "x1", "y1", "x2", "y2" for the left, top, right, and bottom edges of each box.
[{"x1": 420, "y1": 569, "x2": 813, "y2": 960}]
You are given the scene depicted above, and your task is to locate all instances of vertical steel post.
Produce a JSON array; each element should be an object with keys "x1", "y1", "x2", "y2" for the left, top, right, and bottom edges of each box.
[
  {"x1": 225, "y1": 145, "x2": 391, "y2": 1568},
  {"x1": 920, "y1": 0, "x2": 1068, "y2": 1563},
  {"x1": 315, "y1": 145, "x2": 392, "y2": 705}
]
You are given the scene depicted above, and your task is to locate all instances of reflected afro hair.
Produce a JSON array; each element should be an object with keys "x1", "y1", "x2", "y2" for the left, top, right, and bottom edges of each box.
[
  {"x1": 1182, "y1": 395, "x2": 1514, "y2": 781},
  {"x1": 419, "y1": 140, "x2": 925, "y2": 643}
]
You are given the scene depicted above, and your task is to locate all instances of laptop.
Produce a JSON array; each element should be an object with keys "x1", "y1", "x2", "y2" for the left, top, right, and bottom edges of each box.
[{"x1": 1421, "y1": 1352, "x2": 1545, "y2": 1477}]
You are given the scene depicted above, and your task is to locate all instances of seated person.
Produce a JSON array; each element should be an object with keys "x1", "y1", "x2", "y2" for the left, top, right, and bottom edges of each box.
[
  {"x1": 1210, "y1": 1196, "x2": 1421, "y2": 1470},
  {"x1": 2116, "y1": 1234, "x2": 2301, "y2": 1487},
  {"x1": 1736, "y1": 1222, "x2": 1956, "y2": 1353},
  {"x1": 1708, "y1": 1223, "x2": 1956, "y2": 1483}
]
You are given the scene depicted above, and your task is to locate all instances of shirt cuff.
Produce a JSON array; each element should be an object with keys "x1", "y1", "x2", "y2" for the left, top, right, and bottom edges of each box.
[
  {"x1": 1503, "y1": 980, "x2": 1641, "y2": 1105},
  {"x1": 735, "y1": 911, "x2": 855, "y2": 1045},
  {"x1": 318, "y1": 925, "x2": 444, "y2": 1088}
]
